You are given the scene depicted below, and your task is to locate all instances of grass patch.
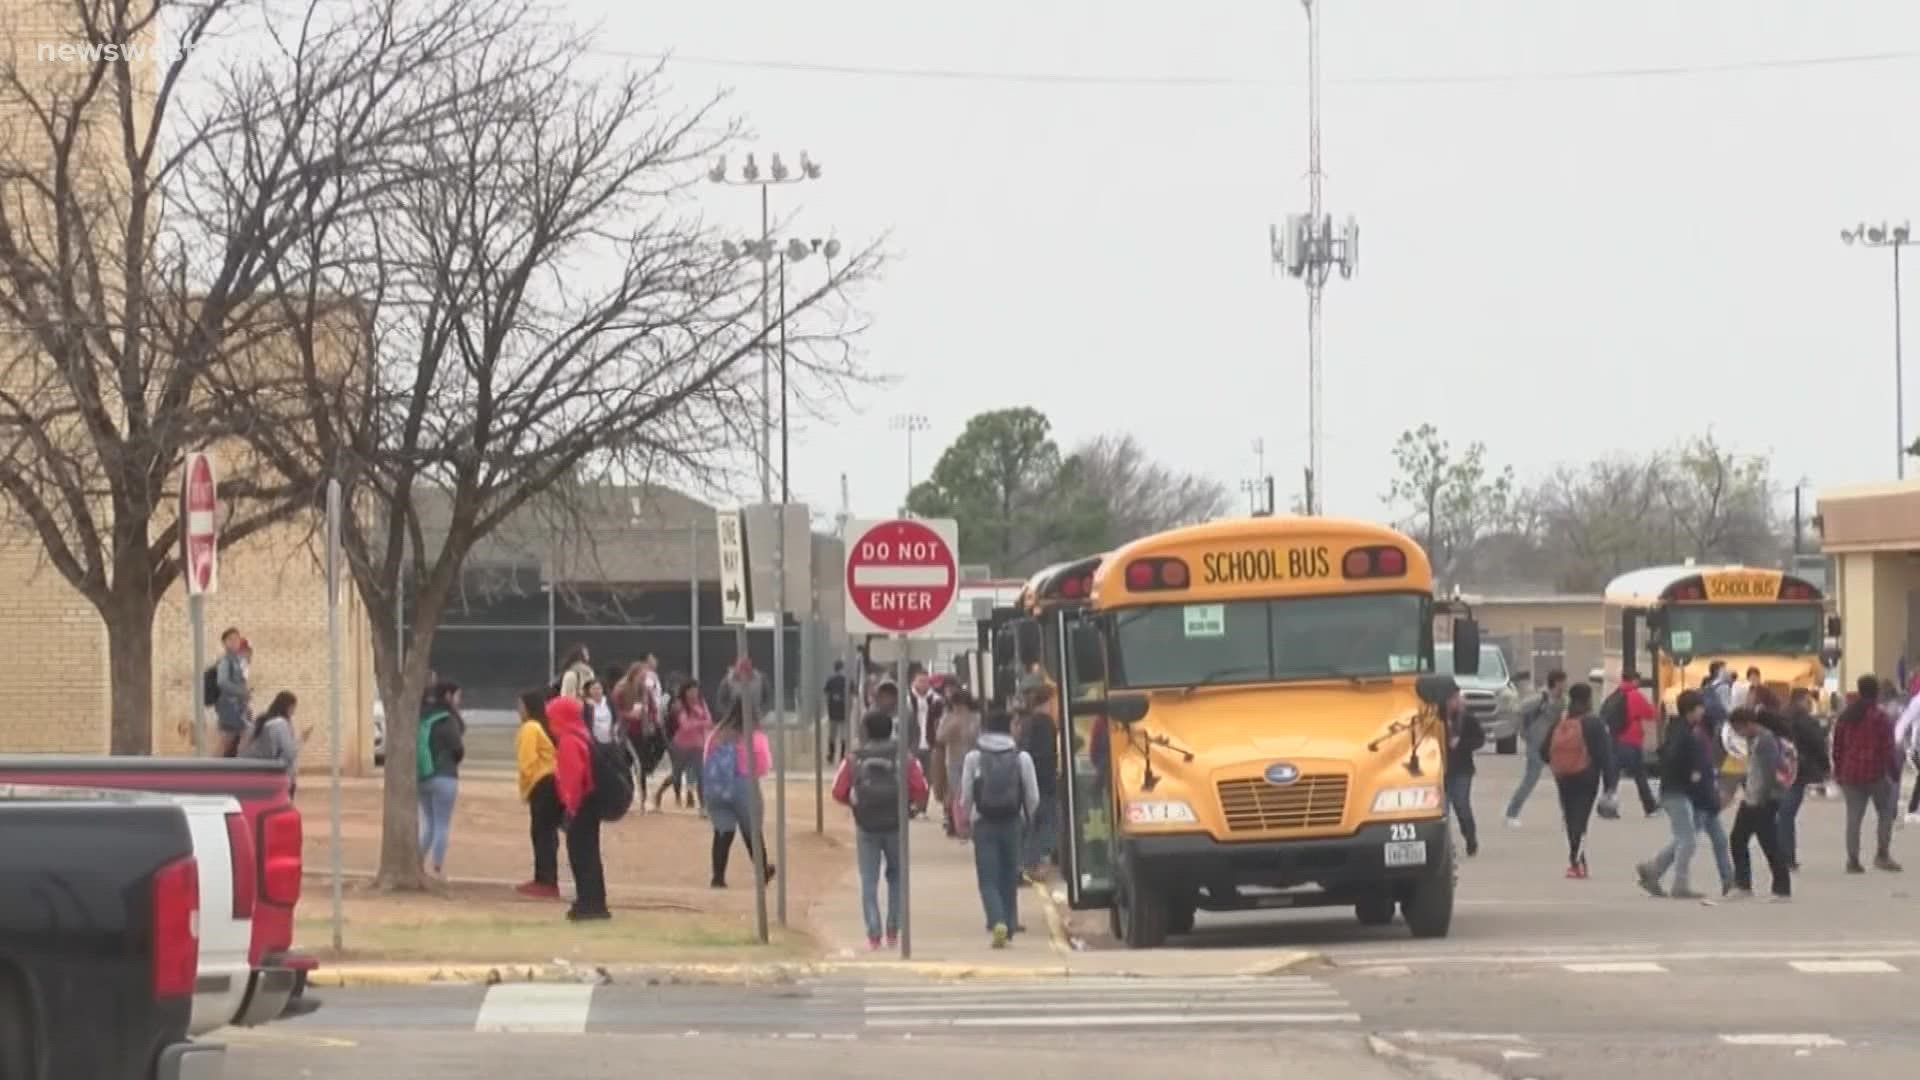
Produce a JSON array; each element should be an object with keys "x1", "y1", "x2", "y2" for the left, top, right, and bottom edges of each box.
[{"x1": 297, "y1": 903, "x2": 812, "y2": 964}]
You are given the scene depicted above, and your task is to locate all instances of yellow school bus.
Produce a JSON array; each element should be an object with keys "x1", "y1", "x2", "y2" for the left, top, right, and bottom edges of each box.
[{"x1": 1066, "y1": 516, "x2": 1480, "y2": 948}]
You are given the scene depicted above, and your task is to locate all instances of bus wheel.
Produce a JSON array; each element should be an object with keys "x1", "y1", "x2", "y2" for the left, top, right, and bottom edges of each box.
[
  {"x1": 1168, "y1": 896, "x2": 1197, "y2": 936},
  {"x1": 1115, "y1": 861, "x2": 1169, "y2": 949},
  {"x1": 1355, "y1": 894, "x2": 1396, "y2": 926},
  {"x1": 1401, "y1": 841, "x2": 1456, "y2": 939}
]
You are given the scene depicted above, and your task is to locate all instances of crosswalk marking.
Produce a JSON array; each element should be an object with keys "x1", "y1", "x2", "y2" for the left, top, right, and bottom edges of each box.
[
  {"x1": 1789, "y1": 959, "x2": 1898, "y2": 974},
  {"x1": 1563, "y1": 961, "x2": 1666, "y2": 974},
  {"x1": 1719, "y1": 1034, "x2": 1845, "y2": 1048},
  {"x1": 857, "y1": 975, "x2": 1360, "y2": 1031},
  {"x1": 474, "y1": 984, "x2": 595, "y2": 1033},
  {"x1": 865, "y1": 1012, "x2": 1363, "y2": 1028}
]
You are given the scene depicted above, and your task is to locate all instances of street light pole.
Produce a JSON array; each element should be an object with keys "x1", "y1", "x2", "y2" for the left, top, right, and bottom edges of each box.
[
  {"x1": 1842, "y1": 220, "x2": 1913, "y2": 479},
  {"x1": 891, "y1": 413, "x2": 928, "y2": 514}
]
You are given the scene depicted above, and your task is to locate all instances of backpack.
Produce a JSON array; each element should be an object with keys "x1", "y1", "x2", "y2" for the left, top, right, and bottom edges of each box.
[
  {"x1": 1548, "y1": 715, "x2": 1592, "y2": 778},
  {"x1": 972, "y1": 745, "x2": 1024, "y2": 822},
  {"x1": 417, "y1": 710, "x2": 448, "y2": 780},
  {"x1": 850, "y1": 746, "x2": 902, "y2": 833},
  {"x1": 203, "y1": 665, "x2": 220, "y2": 707},
  {"x1": 1773, "y1": 736, "x2": 1799, "y2": 788},
  {"x1": 702, "y1": 738, "x2": 742, "y2": 806},
  {"x1": 1600, "y1": 690, "x2": 1629, "y2": 739},
  {"x1": 590, "y1": 739, "x2": 636, "y2": 821}
]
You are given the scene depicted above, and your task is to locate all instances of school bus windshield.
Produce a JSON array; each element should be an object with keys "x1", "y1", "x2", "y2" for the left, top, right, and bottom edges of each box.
[
  {"x1": 1108, "y1": 592, "x2": 1428, "y2": 689},
  {"x1": 1665, "y1": 603, "x2": 1823, "y2": 656}
]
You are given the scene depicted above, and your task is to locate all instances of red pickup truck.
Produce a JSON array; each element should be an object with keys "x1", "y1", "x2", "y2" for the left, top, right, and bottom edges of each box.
[{"x1": 0, "y1": 756, "x2": 318, "y2": 1021}]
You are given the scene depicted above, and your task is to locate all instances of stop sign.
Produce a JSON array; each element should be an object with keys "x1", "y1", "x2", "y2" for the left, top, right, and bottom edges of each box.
[
  {"x1": 182, "y1": 452, "x2": 219, "y2": 596},
  {"x1": 844, "y1": 518, "x2": 959, "y2": 635}
]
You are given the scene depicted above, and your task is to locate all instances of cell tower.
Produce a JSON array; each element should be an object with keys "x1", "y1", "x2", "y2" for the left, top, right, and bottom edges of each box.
[{"x1": 1270, "y1": 0, "x2": 1358, "y2": 516}]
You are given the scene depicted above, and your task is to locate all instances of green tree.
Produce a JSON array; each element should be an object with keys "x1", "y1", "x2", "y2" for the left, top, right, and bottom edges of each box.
[
  {"x1": 907, "y1": 408, "x2": 1092, "y2": 574},
  {"x1": 1385, "y1": 423, "x2": 1515, "y2": 586}
]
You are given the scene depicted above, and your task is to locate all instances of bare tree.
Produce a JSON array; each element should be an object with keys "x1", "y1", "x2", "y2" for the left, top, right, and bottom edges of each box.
[
  {"x1": 1384, "y1": 423, "x2": 1514, "y2": 586},
  {"x1": 0, "y1": 0, "x2": 497, "y2": 751},
  {"x1": 229, "y1": 14, "x2": 877, "y2": 888},
  {"x1": 1065, "y1": 433, "x2": 1230, "y2": 543}
]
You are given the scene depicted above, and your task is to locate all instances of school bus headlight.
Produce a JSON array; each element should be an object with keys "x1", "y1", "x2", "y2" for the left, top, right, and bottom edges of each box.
[
  {"x1": 1371, "y1": 786, "x2": 1442, "y2": 813},
  {"x1": 1126, "y1": 800, "x2": 1197, "y2": 825}
]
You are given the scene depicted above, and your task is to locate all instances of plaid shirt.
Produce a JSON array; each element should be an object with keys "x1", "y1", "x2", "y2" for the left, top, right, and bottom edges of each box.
[{"x1": 1832, "y1": 704, "x2": 1897, "y2": 786}]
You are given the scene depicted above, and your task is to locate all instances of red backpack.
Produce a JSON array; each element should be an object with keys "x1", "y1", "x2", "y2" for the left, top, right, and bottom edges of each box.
[{"x1": 1548, "y1": 715, "x2": 1591, "y2": 777}]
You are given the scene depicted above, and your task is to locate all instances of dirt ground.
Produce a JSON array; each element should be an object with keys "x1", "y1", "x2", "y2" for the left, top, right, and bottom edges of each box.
[{"x1": 294, "y1": 768, "x2": 855, "y2": 963}]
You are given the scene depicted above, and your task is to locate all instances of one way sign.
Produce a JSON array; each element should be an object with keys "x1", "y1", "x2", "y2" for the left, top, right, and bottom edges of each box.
[{"x1": 716, "y1": 509, "x2": 753, "y2": 625}]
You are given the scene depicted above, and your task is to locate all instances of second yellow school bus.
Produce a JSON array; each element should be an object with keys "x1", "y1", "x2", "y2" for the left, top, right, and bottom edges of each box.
[{"x1": 1066, "y1": 515, "x2": 1480, "y2": 948}]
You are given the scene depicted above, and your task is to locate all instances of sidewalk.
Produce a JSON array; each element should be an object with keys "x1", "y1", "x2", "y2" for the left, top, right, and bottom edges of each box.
[{"x1": 806, "y1": 816, "x2": 1318, "y2": 977}]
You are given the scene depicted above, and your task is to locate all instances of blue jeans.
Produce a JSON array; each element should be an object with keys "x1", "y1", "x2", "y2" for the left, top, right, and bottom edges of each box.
[
  {"x1": 1023, "y1": 793, "x2": 1058, "y2": 871},
  {"x1": 855, "y1": 828, "x2": 901, "y2": 941},
  {"x1": 1698, "y1": 803, "x2": 1733, "y2": 890},
  {"x1": 1647, "y1": 794, "x2": 1698, "y2": 893},
  {"x1": 1505, "y1": 742, "x2": 1545, "y2": 819},
  {"x1": 1777, "y1": 782, "x2": 1809, "y2": 867},
  {"x1": 1445, "y1": 771, "x2": 1478, "y2": 851},
  {"x1": 418, "y1": 774, "x2": 459, "y2": 870},
  {"x1": 972, "y1": 818, "x2": 1022, "y2": 933}
]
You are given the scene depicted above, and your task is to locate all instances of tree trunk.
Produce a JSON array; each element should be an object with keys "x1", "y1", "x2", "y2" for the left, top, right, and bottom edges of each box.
[
  {"x1": 104, "y1": 594, "x2": 158, "y2": 754},
  {"x1": 368, "y1": 588, "x2": 455, "y2": 891}
]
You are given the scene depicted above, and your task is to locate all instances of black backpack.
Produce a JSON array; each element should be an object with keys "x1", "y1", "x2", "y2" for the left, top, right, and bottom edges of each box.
[
  {"x1": 1601, "y1": 689, "x2": 1629, "y2": 738},
  {"x1": 973, "y1": 746, "x2": 1024, "y2": 822},
  {"x1": 589, "y1": 739, "x2": 636, "y2": 821},
  {"x1": 850, "y1": 746, "x2": 902, "y2": 833},
  {"x1": 203, "y1": 665, "x2": 220, "y2": 707}
]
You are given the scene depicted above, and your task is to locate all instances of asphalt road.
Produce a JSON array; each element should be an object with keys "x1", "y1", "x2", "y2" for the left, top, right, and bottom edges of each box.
[{"x1": 234, "y1": 755, "x2": 1919, "y2": 1079}]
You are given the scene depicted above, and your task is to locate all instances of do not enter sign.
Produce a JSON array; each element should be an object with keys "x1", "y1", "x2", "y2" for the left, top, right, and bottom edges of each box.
[{"x1": 844, "y1": 518, "x2": 959, "y2": 636}]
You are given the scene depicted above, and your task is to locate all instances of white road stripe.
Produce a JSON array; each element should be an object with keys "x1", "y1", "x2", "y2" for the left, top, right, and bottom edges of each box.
[
  {"x1": 1394, "y1": 1032, "x2": 1529, "y2": 1044},
  {"x1": 866, "y1": 1012, "x2": 1361, "y2": 1029},
  {"x1": 851, "y1": 565, "x2": 950, "y2": 587},
  {"x1": 867, "y1": 996, "x2": 1345, "y2": 1014},
  {"x1": 1563, "y1": 962, "x2": 1666, "y2": 974},
  {"x1": 1338, "y1": 946, "x2": 1920, "y2": 968},
  {"x1": 1719, "y1": 1034, "x2": 1845, "y2": 1048},
  {"x1": 474, "y1": 984, "x2": 596, "y2": 1033},
  {"x1": 1789, "y1": 959, "x2": 1898, "y2": 974}
]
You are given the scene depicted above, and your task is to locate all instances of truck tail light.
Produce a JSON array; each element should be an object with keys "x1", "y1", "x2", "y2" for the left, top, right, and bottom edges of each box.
[
  {"x1": 259, "y1": 807, "x2": 303, "y2": 908},
  {"x1": 226, "y1": 811, "x2": 256, "y2": 919},
  {"x1": 151, "y1": 855, "x2": 200, "y2": 998}
]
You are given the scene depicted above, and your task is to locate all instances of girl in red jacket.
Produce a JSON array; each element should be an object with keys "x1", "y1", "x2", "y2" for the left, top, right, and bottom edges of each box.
[{"x1": 548, "y1": 694, "x2": 610, "y2": 920}]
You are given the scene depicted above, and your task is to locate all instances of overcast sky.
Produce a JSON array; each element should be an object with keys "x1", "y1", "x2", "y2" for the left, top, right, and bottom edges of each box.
[{"x1": 546, "y1": 3, "x2": 1918, "y2": 524}]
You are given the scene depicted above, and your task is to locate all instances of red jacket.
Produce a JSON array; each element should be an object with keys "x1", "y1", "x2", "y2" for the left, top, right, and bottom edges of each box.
[
  {"x1": 549, "y1": 695, "x2": 594, "y2": 816},
  {"x1": 831, "y1": 746, "x2": 930, "y2": 808},
  {"x1": 1833, "y1": 701, "x2": 1898, "y2": 786},
  {"x1": 1617, "y1": 680, "x2": 1657, "y2": 748}
]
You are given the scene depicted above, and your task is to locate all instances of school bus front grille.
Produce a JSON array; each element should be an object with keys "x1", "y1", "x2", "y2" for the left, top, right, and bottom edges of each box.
[{"x1": 1216, "y1": 775, "x2": 1349, "y2": 833}]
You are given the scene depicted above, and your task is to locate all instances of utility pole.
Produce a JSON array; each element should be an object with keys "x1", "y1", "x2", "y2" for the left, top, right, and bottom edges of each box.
[
  {"x1": 891, "y1": 414, "x2": 928, "y2": 514},
  {"x1": 1271, "y1": 0, "x2": 1357, "y2": 516},
  {"x1": 1841, "y1": 221, "x2": 1912, "y2": 479}
]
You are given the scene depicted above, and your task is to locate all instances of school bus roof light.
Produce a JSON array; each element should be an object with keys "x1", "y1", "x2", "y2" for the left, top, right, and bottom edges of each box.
[
  {"x1": 1125, "y1": 557, "x2": 1189, "y2": 591},
  {"x1": 1342, "y1": 545, "x2": 1408, "y2": 579},
  {"x1": 1059, "y1": 574, "x2": 1086, "y2": 599},
  {"x1": 1782, "y1": 583, "x2": 1813, "y2": 600}
]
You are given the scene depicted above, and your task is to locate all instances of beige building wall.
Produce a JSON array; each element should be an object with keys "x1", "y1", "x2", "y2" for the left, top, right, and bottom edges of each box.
[{"x1": 1459, "y1": 596, "x2": 1606, "y2": 685}]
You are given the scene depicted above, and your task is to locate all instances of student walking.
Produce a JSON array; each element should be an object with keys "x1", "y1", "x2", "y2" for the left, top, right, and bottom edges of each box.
[
  {"x1": 703, "y1": 699, "x2": 775, "y2": 888},
  {"x1": 959, "y1": 708, "x2": 1040, "y2": 948},
  {"x1": 416, "y1": 681, "x2": 466, "y2": 879},
  {"x1": 1506, "y1": 670, "x2": 1567, "y2": 826},
  {"x1": 549, "y1": 694, "x2": 610, "y2": 921},
  {"x1": 240, "y1": 691, "x2": 304, "y2": 797},
  {"x1": 515, "y1": 691, "x2": 563, "y2": 899},
  {"x1": 658, "y1": 680, "x2": 712, "y2": 811},
  {"x1": 1601, "y1": 672, "x2": 1660, "y2": 817},
  {"x1": 1637, "y1": 691, "x2": 1715, "y2": 899},
  {"x1": 1020, "y1": 690, "x2": 1061, "y2": 874},
  {"x1": 1443, "y1": 682, "x2": 1485, "y2": 856},
  {"x1": 1727, "y1": 708, "x2": 1793, "y2": 900},
  {"x1": 213, "y1": 628, "x2": 253, "y2": 758},
  {"x1": 832, "y1": 709, "x2": 929, "y2": 949},
  {"x1": 1544, "y1": 682, "x2": 1617, "y2": 879},
  {"x1": 1779, "y1": 687, "x2": 1831, "y2": 871},
  {"x1": 824, "y1": 660, "x2": 852, "y2": 763},
  {"x1": 932, "y1": 689, "x2": 981, "y2": 840},
  {"x1": 1832, "y1": 675, "x2": 1904, "y2": 874}
]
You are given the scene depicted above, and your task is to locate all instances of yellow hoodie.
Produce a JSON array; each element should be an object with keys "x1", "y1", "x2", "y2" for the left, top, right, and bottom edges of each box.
[{"x1": 516, "y1": 719, "x2": 556, "y2": 800}]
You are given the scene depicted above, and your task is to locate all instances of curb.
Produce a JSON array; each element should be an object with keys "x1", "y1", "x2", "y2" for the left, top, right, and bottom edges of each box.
[
  {"x1": 1027, "y1": 878, "x2": 1071, "y2": 956},
  {"x1": 306, "y1": 959, "x2": 1071, "y2": 988}
]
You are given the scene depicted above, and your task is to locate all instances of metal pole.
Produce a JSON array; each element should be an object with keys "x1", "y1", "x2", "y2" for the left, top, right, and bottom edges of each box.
[
  {"x1": 1304, "y1": 0, "x2": 1325, "y2": 514},
  {"x1": 895, "y1": 633, "x2": 913, "y2": 958},
  {"x1": 772, "y1": 504, "x2": 788, "y2": 928},
  {"x1": 188, "y1": 597, "x2": 206, "y2": 755},
  {"x1": 1793, "y1": 485, "x2": 1805, "y2": 556},
  {"x1": 546, "y1": 582, "x2": 556, "y2": 678},
  {"x1": 325, "y1": 479, "x2": 345, "y2": 953},
  {"x1": 812, "y1": 612, "x2": 825, "y2": 835},
  {"x1": 689, "y1": 521, "x2": 702, "y2": 685},
  {"x1": 758, "y1": 185, "x2": 772, "y2": 504},
  {"x1": 746, "y1": 663, "x2": 770, "y2": 943},
  {"x1": 1897, "y1": 243, "x2": 1907, "y2": 479}
]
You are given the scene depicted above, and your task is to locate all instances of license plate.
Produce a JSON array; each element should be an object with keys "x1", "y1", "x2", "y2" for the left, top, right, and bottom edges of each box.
[{"x1": 1384, "y1": 840, "x2": 1427, "y2": 867}]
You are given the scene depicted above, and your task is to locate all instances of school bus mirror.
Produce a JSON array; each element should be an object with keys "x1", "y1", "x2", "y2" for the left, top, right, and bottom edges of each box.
[
  {"x1": 1415, "y1": 674, "x2": 1457, "y2": 707},
  {"x1": 991, "y1": 631, "x2": 1015, "y2": 668},
  {"x1": 1073, "y1": 692, "x2": 1149, "y2": 726},
  {"x1": 1673, "y1": 651, "x2": 1695, "y2": 670},
  {"x1": 1827, "y1": 615, "x2": 1843, "y2": 638},
  {"x1": 1821, "y1": 646, "x2": 1841, "y2": 669},
  {"x1": 1016, "y1": 621, "x2": 1044, "y2": 666},
  {"x1": 1450, "y1": 619, "x2": 1482, "y2": 675},
  {"x1": 1070, "y1": 623, "x2": 1107, "y2": 685}
]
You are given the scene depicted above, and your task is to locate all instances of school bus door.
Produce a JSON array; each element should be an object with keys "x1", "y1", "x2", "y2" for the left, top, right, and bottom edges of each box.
[{"x1": 1057, "y1": 609, "x2": 1115, "y2": 909}]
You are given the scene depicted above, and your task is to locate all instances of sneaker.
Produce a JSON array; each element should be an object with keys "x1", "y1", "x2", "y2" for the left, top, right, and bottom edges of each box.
[
  {"x1": 885, "y1": 930, "x2": 899, "y2": 948},
  {"x1": 1846, "y1": 861, "x2": 1866, "y2": 875},
  {"x1": 1565, "y1": 863, "x2": 1583, "y2": 880},
  {"x1": 1877, "y1": 855, "x2": 1905, "y2": 872},
  {"x1": 1768, "y1": 894, "x2": 1793, "y2": 903},
  {"x1": 1669, "y1": 888, "x2": 1705, "y2": 900},
  {"x1": 1906, "y1": 812, "x2": 1920, "y2": 825},
  {"x1": 991, "y1": 923, "x2": 1009, "y2": 949},
  {"x1": 1465, "y1": 842, "x2": 1479, "y2": 857},
  {"x1": 867, "y1": 936, "x2": 883, "y2": 951},
  {"x1": 1727, "y1": 887, "x2": 1755, "y2": 901},
  {"x1": 710, "y1": 877, "x2": 727, "y2": 889},
  {"x1": 1505, "y1": 816, "x2": 1523, "y2": 829},
  {"x1": 1634, "y1": 863, "x2": 1666, "y2": 898},
  {"x1": 515, "y1": 881, "x2": 561, "y2": 900},
  {"x1": 566, "y1": 908, "x2": 611, "y2": 922}
]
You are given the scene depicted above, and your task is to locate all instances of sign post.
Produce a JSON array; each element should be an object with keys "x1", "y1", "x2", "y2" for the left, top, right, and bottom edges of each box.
[
  {"x1": 844, "y1": 517, "x2": 960, "y2": 960},
  {"x1": 324, "y1": 478, "x2": 345, "y2": 953},
  {"x1": 181, "y1": 452, "x2": 219, "y2": 755}
]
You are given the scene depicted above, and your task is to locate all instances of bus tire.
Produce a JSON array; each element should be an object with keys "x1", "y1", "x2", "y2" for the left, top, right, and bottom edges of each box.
[
  {"x1": 1168, "y1": 896, "x2": 1197, "y2": 936},
  {"x1": 1115, "y1": 860, "x2": 1169, "y2": 949},
  {"x1": 0, "y1": 964, "x2": 35, "y2": 1080},
  {"x1": 1401, "y1": 840, "x2": 1455, "y2": 939},
  {"x1": 1355, "y1": 894, "x2": 1396, "y2": 927}
]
